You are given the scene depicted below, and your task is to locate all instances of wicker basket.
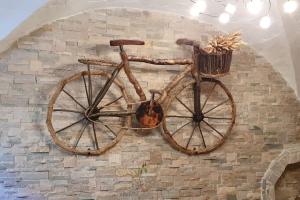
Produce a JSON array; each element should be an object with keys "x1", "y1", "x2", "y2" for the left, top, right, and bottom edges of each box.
[{"x1": 196, "y1": 50, "x2": 232, "y2": 77}]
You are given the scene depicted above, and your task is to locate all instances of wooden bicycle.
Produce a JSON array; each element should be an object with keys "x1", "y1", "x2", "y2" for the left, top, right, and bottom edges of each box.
[{"x1": 47, "y1": 39, "x2": 236, "y2": 155}]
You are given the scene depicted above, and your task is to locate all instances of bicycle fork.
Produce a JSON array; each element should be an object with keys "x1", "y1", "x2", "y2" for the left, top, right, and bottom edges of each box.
[
  {"x1": 192, "y1": 45, "x2": 203, "y2": 122},
  {"x1": 87, "y1": 64, "x2": 122, "y2": 116},
  {"x1": 193, "y1": 79, "x2": 204, "y2": 122}
]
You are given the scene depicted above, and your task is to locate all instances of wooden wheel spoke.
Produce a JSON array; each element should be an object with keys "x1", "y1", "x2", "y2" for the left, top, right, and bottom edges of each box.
[
  {"x1": 175, "y1": 97, "x2": 194, "y2": 114},
  {"x1": 53, "y1": 109, "x2": 84, "y2": 114},
  {"x1": 56, "y1": 117, "x2": 85, "y2": 133},
  {"x1": 186, "y1": 124, "x2": 197, "y2": 149},
  {"x1": 201, "y1": 82, "x2": 217, "y2": 110},
  {"x1": 97, "y1": 120, "x2": 118, "y2": 138},
  {"x1": 103, "y1": 125, "x2": 117, "y2": 137},
  {"x1": 99, "y1": 96, "x2": 123, "y2": 109},
  {"x1": 166, "y1": 115, "x2": 192, "y2": 119},
  {"x1": 171, "y1": 121, "x2": 192, "y2": 136},
  {"x1": 73, "y1": 120, "x2": 89, "y2": 148},
  {"x1": 203, "y1": 99, "x2": 229, "y2": 115},
  {"x1": 63, "y1": 89, "x2": 86, "y2": 110},
  {"x1": 198, "y1": 124, "x2": 206, "y2": 148},
  {"x1": 82, "y1": 74, "x2": 91, "y2": 106},
  {"x1": 87, "y1": 65, "x2": 93, "y2": 106},
  {"x1": 92, "y1": 123, "x2": 99, "y2": 150},
  {"x1": 204, "y1": 116, "x2": 232, "y2": 120},
  {"x1": 202, "y1": 120, "x2": 223, "y2": 138}
]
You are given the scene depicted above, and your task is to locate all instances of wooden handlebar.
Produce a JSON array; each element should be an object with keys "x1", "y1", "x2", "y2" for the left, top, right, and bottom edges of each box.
[
  {"x1": 110, "y1": 39, "x2": 145, "y2": 46},
  {"x1": 176, "y1": 38, "x2": 200, "y2": 48}
]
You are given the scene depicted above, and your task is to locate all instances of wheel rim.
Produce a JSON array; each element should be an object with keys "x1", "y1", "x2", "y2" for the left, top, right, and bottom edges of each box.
[
  {"x1": 47, "y1": 71, "x2": 130, "y2": 155},
  {"x1": 162, "y1": 77, "x2": 235, "y2": 155}
]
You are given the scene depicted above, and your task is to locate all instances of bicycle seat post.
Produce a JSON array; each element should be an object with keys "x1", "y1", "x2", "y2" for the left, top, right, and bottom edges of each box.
[{"x1": 109, "y1": 39, "x2": 147, "y2": 101}]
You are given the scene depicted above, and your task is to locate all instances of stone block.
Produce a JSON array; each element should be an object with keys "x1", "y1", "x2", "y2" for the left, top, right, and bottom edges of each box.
[
  {"x1": 20, "y1": 172, "x2": 49, "y2": 180},
  {"x1": 29, "y1": 145, "x2": 50, "y2": 153},
  {"x1": 149, "y1": 151, "x2": 162, "y2": 165},
  {"x1": 109, "y1": 154, "x2": 121, "y2": 166}
]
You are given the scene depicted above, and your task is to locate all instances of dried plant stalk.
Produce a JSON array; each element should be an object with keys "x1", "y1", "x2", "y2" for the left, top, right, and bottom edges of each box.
[{"x1": 205, "y1": 32, "x2": 243, "y2": 53}]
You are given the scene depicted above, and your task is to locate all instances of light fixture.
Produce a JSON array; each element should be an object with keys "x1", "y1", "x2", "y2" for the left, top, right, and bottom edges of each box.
[
  {"x1": 188, "y1": 0, "x2": 278, "y2": 29},
  {"x1": 260, "y1": 15, "x2": 271, "y2": 29},
  {"x1": 190, "y1": 6, "x2": 200, "y2": 16},
  {"x1": 283, "y1": 0, "x2": 298, "y2": 13},
  {"x1": 225, "y1": 3, "x2": 237, "y2": 15},
  {"x1": 219, "y1": 12, "x2": 230, "y2": 24},
  {"x1": 190, "y1": 0, "x2": 207, "y2": 16},
  {"x1": 247, "y1": 0, "x2": 263, "y2": 15}
]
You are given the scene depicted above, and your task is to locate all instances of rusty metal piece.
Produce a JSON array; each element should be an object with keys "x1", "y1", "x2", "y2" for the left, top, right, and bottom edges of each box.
[{"x1": 136, "y1": 101, "x2": 164, "y2": 128}]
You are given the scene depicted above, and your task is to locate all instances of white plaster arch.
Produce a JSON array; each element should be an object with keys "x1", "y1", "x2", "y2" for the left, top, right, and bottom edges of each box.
[
  {"x1": 0, "y1": 0, "x2": 299, "y2": 98},
  {"x1": 261, "y1": 145, "x2": 300, "y2": 200}
]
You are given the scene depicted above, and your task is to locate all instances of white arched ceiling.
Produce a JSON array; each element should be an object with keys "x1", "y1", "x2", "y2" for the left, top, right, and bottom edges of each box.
[{"x1": 0, "y1": 0, "x2": 299, "y2": 99}]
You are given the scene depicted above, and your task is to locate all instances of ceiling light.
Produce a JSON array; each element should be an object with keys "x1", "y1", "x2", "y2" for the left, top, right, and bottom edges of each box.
[
  {"x1": 247, "y1": 0, "x2": 263, "y2": 15},
  {"x1": 190, "y1": 0, "x2": 207, "y2": 16},
  {"x1": 260, "y1": 16, "x2": 271, "y2": 29},
  {"x1": 219, "y1": 12, "x2": 230, "y2": 24},
  {"x1": 225, "y1": 3, "x2": 237, "y2": 14},
  {"x1": 283, "y1": 0, "x2": 298, "y2": 13},
  {"x1": 190, "y1": 6, "x2": 200, "y2": 16}
]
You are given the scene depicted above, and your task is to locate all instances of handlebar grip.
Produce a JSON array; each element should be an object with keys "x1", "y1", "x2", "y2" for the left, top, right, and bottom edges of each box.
[
  {"x1": 176, "y1": 38, "x2": 200, "y2": 48},
  {"x1": 110, "y1": 39, "x2": 145, "y2": 46}
]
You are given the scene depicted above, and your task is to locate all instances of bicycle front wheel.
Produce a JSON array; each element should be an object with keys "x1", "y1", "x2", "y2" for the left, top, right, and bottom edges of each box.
[
  {"x1": 47, "y1": 70, "x2": 131, "y2": 155},
  {"x1": 162, "y1": 77, "x2": 235, "y2": 155}
]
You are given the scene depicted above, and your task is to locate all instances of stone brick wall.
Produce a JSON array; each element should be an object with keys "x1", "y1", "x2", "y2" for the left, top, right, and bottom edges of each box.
[
  {"x1": 275, "y1": 163, "x2": 300, "y2": 200},
  {"x1": 0, "y1": 8, "x2": 299, "y2": 200}
]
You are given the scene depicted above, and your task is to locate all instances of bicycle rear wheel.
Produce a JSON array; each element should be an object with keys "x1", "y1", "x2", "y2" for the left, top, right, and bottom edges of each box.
[
  {"x1": 162, "y1": 77, "x2": 235, "y2": 155},
  {"x1": 47, "y1": 70, "x2": 131, "y2": 155}
]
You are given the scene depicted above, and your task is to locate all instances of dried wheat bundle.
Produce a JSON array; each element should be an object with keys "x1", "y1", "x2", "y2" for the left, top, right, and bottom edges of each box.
[{"x1": 205, "y1": 32, "x2": 243, "y2": 53}]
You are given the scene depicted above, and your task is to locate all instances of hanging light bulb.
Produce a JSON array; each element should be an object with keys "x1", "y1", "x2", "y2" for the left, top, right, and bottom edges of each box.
[
  {"x1": 225, "y1": 3, "x2": 237, "y2": 14},
  {"x1": 260, "y1": 15, "x2": 271, "y2": 29},
  {"x1": 190, "y1": 0, "x2": 207, "y2": 17},
  {"x1": 190, "y1": 6, "x2": 200, "y2": 16},
  {"x1": 283, "y1": 0, "x2": 298, "y2": 13},
  {"x1": 219, "y1": 12, "x2": 230, "y2": 24},
  {"x1": 247, "y1": 0, "x2": 263, "y2": 14}
]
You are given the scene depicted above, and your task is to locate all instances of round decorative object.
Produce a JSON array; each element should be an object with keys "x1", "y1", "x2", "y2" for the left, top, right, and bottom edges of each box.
[
  {"x1": 136, "y1": 101, "x2": 164, "y2": 128},
  {"x1": 47, "y1": 70, "x2": 131, "y2": 155},
  {"x1": 162, "y1": 77, "x2": 236, "y2": 155}
]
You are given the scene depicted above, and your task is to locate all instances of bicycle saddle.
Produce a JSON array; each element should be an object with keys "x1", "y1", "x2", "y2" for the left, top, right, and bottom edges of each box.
[{"x1": 110, "y1": 39, "x2": 145, "y2": 46}]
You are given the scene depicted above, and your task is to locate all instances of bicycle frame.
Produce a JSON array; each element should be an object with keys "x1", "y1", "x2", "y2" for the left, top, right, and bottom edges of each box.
[{"x1": 82, "y1": 44, "x2": 205, "y2": 129}]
